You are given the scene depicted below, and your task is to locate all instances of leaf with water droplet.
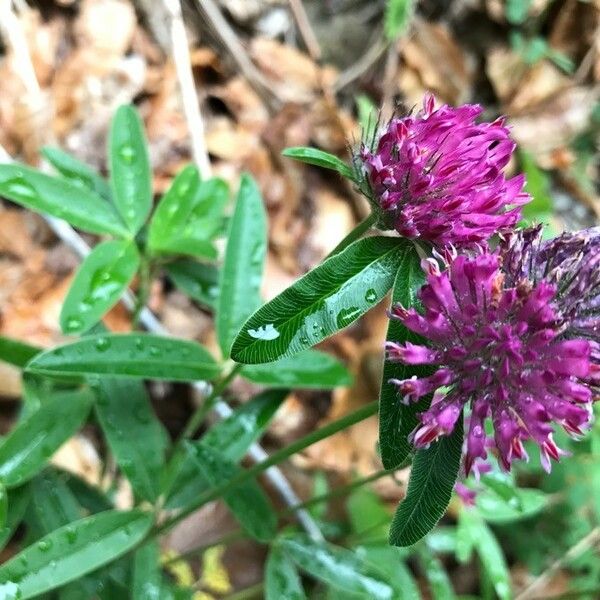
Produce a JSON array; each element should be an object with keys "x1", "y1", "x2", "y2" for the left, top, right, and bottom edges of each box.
[
  {"x1": 265, "y1": 547, "x2": 306, "y2": 600},
  {"x1": 217, "y1": 174, "x2": 267, "y2": 358},
  {"x1": 277, "y1": 534, "x2": 393, "y2": 599},
  {"x1": 41, "y1": 146, "x2": 112, "y2": 202},
  {"x1": 0, "y1": 164, "x2": 127, "y2": 236},
  {"x1": 0, "y1": 484, "x2": 30, "y2": 554},
  {"x1": 95, "y1": 379, "x2": 168, "y2": 503},
  {"x1": 240, "y1": 349, "x2": 352, "y2": 389},
  {"x1": 232, "y1": 236, "x2": 409, "y2": 364},
  {"x1": 26, "y1": 333, "x2": 221, "y2": 382},
  {"x1": 184, "y1": 442, "x2": 277, "y2": 542},
  {"x1": 109, "y1": 105, "x2": 152, "y2": 234},
  {"x1": 0, "y1": 389, "x2": 93, "y2": 488},
  {"x1": 147, "y1": 165, "x2": 227, "y2": 260},
  {"x1": 132, "y1": 541, "x2": 162, "y2": 600},
  {"x1": 0, "y1": 509, "x2": 153, "y2": 599},
  {"x1": 60, "y1": 240, "x2": 140, "y2": 335},
  {"x1": 166, "y1": 259, "x2": 220, "y2": 310},
  {"x1": 165, "y1": 389, "x2": 286, "y2": 508}
]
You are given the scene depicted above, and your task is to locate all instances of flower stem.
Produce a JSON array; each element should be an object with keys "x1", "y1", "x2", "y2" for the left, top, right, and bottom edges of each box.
[
  {"x1": 156, "y1": 401, "x2": 378, "y2": 534},
  {"x1": 177, "y1": 363, "x2": 243, "y2": 443}
]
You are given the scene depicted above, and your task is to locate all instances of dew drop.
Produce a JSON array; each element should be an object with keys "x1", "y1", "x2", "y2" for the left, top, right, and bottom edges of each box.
[
  {"x1": 336, "y1": 306, "x2": 361, "y2": 329},
  {"x1": 149, "y1": 345, "x2": 161, "y2": 357},
  {"x1": 248, "y1": 324, "x2": 280, "y2": 341},
  {"x1": 119, "y1": 144, "x2": 136, "y2": 164},
  {"x1": 4, "y1": 177, "x2": 37, "y2": 201},
  {"x1": 65, "y1": 526, "x2": 77, "y2": 544},
  {"x1": 64, "y1": 316, "x2": 83, "y2": 332},
  {"x1": 95, "y1": 337, "x2": 111, "y2": 352},
  {"x1": 37, "y1": 539, "x2": 52, "y2": 552},
  {"x1": 365, "y1": 288, "x2": 377, "y2": 303}
]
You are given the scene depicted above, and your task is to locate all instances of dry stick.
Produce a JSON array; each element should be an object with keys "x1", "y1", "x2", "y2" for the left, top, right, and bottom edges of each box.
[
  {"x1": 333, "y1": 36, "x2": 389, "y2": 93},
  {"x1": 194, "y1": 0, "x2": 281, "y2": 112},
  {"x1": 288, "y1": 0, "x2": 321, "y2": 61},
  {"x1": 163, "y1": 0, "x2": 212, "y2": 179},
  {"x1": 515, "y1": 526, "x2": 600, "y2": 600}
]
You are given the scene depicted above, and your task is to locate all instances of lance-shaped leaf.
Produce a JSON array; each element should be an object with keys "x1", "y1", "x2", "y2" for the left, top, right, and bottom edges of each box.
[
  {"x1": 379, "y1": 247, "x2": 429, "y2": 469},
  {"x1": 0, "y1": 484, "x2": 30, "y2": 552},
  {"x1": 0, "y1": 509, "x2": 153, "y2": 599},
  {"x1": 217, "y1": 174, "x2": 267, "y2": 357},
  {"x1": 0, "y1": 164, "x2": 127, "y2": 236},
  {"x1": 184, "y1": 442, "x2": 277, "y2": 542},
  {"x1": 166, "y1": 260, "x2": 220, "y2": 310},
  {"x1": 164, "y1": 389, "x2": 286, "y2": 509},
  {"x1": 60, "y1": 240, "x2": 140, "y2": 334},
  {"x1": 282, "y1": 147, "x2": 355, "y2": 180},
  {"x1": 133, "y1": 541, "x2": 162, "y2": 600},
  {"x1": 26, "y1": 333, "x2": 220, "y2": 382},
  {"x1": 148, "y1": 165, "x2": 227, "y2": 260},
  {"x1": 240, "y1": 349, "x2": 352, "y2": 388},
  {"x1": 41, "y1": 147, "x2": 112, "y2": 201},
  {"x1": 0, "y1": 389, "x2": 93, "y2": 488},
  {"x1": 265, "y1": 547, "x2": 306, "y2": 600},
  {"x1": 95, "y1": 379, "x2": 168, "y2": 503},
  {"x1": 232, "y1": 237, "x2": 408, "y2": 365},
  {"x1": 389, "y1": 416, "x2": 464, "y2": 546},
  {"x1": 0, "y1": 336, "x2": 40, "y2": 368},
  {"x1": 109, "y1": 105, "x2": 152, "y2": 234},
  {"x1": 278, "y1": 534, "x2": 393, "y2": 599}
]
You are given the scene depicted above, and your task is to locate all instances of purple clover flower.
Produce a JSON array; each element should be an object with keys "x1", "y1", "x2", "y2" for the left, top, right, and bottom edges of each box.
[
  {"x1": 359, "y1": 94, "x2": 530, "y2": 247},
  {"x1": 386, "y1": 229, "x2": 600, "y2": 474}
]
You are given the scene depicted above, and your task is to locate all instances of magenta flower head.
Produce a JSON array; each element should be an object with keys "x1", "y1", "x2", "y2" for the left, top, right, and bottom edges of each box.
[
  {"x1": 358, "y1": 94, "x2": 530, "y2": 247},
  {"x1": 386, "y1": 229, "x2": 600, "y2": 474}
]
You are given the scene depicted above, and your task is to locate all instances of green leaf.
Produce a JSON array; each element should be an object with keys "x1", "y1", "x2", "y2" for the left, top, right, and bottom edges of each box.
[
  {"x1": 217, "y1": 174, "x2": 267, "y2": 357},
  {"x1": 475, "y1": 487, "x2": 547, "y2": 524},
  {"x1": 0, "y1": 485, "x2": 30, "y2": 552},
  {"x1": 389, "y1": 416, "x2": 464, "y2": 546},
  {"x1": 232, "y1": 236, "x2": 408, "y2": 364},
  {"x1": 41, "y1": 147, "x2": 112, "y2": 201},
  {"x1": 133, "y1": 541, "x2": 162, "y2": 600},
  {"x1": 96, "y1": 379, "x2": 168, "y2": 503},
  {"x1": 0, "y1": 336, "x2": 40, "y2": 368},
  {"x1": 148, "y1": 165, "x2": 227, "y2": 260},
  {"x1": 358, "y1": 545, "x2": 419, "y2": 600},
  {"x1": 282, "y1": 147, "x2": 355, "y2": 180},
  {"x1": 458, "y1": 510, "x2": 512, "y2": 600},
  {"x1": 26, "y1": 333, "x2": 220, "y2": 382},
  {"x1": 0, "y1": 509, "x2": 153, "y2": 599},
  {"x1": 109, "y1": 105, "x2": 152, "y2": 234},
  {"x1": 60, "y1": 471, "x2": 113, "y2": 514},
  {"x1": 241, "y1": 349, "x2": 352, "y2": 388},
  {"x1": 347, "y1": 486, "x2": 391, "y2": 543},
  {"x1": 379, "y1": 247, "x2": 428, "y2": 469},
  {"x1": 0, "y1": 389, "x2": 93, "y2": 487},
  {"x1": 60, "y1": 240, "x2": 140, "y2": 334},
  {"x1": 384, "y1": 0, "x2": 415, "y2": 40},
  {"x1": 417, "y1": 546, "x2": 455, "y2": 600},
  {"x1": 505, "y1": 0, "x2": 532, "y2": 24},
  {"x1": 0, "y1": 164, "x2": 127, "y2": 236},
  {"x1": 184, "y1": 442, "x2": 277, "y2": 542},
  {"x1": 0, "y1": 483, "x2": 7, "y2": 529},
  {"x1": 166, "y1": 259, "x2": 220, "y2": 310},
  {"x1": 265, "y1": 547, "x2": 306, "y2": 600},
  {"x1": 164, "y1": 389, "x2": 287, "y2": 509},
  {"x1": 520, "y1": 150, "x2": 554, "y2": 225},
  {"x1": 279, "y1": 534, "x2": 393, "y2": 599}
]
